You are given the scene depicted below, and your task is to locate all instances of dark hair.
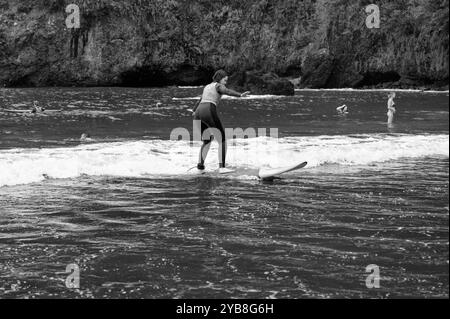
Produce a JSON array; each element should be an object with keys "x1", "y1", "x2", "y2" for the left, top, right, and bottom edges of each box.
[{"x1": 213, "y1": 70, "x2": 228, "y2": 83}]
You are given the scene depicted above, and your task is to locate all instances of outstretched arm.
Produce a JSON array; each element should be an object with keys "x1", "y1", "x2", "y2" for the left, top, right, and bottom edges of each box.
[{"x1": 217, "y1": 84, "x2": 250, "y2": 97}]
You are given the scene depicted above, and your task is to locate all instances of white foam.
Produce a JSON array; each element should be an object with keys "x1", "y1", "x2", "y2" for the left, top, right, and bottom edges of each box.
[
  {"x1": 295, "y1": 88, "x2": 449, "y2": 94},
  {"x1": 172, "y1": 94, "x2": 287, "y2": 101},
  {"x1": 177, "y1": 86, "x2": 203, "y2": 89},
  {"x1": 0, "y1": 134, "x2": 448, "y2": 187}
]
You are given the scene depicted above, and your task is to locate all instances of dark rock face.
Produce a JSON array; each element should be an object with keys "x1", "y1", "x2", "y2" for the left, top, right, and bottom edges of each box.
[
  {"x1": 162, "y1": 65, "x2": 213, "y2": 87},
  {"x1": 0, "y1": 0, "x2": 448, "y2": 90},
  {"x1": 228, "y1": 71, "x2": 294, "y2": 96},
  {"x1": 354, "y1": 71, "x2": 401, "y2": 88},
  {"x1": 120, "y1": 65, "x2": 212, "y2": 87},
  {"x1": 299, "y1": 49, "x2": 334, "y2": 88}
]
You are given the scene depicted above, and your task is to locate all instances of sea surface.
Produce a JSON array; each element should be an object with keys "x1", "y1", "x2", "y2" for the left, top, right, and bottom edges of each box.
[{"x1": 0, "y1": 87, "x2": 448, "y2": 298}]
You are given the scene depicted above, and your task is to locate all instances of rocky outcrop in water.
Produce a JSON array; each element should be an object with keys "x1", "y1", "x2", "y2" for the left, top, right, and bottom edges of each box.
[{"x1": 0, "y1": 0, "x2": 448, "y2": 90}]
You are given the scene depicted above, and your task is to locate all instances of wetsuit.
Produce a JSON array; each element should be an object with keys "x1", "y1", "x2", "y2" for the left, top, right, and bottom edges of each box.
[{"x1": 193, "y1": 82, "x2": 241, "y2": 168}]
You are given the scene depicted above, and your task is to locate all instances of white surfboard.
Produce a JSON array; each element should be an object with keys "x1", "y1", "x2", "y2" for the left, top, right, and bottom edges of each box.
[
  {"x1": 258, "y1": 161, "x2": 308, "y2": 181},
  {"x1": 2, "y1": 109, "x2": 51, "y2": 116},
  {"x1": 187, "y1": 162, "x2": 307, "y2": 180},
  {"x1": 3, "y1": 109, "x2": 31, "y2": 113},
  {"x1": 188, "y1": 167, "x2": 236, "y2": 176}
]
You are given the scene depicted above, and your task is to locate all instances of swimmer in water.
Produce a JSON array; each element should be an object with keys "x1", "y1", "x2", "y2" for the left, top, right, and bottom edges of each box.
[
  {"x1": 31, "y1": 101, "x2": 45, "y2": 114},
  {"x1": 387, "y1": 92, "x2": 396, "y2": 125},
  {"x1": 336, "y1": 104, "x2": 348, "y2": 114},
  {"x1": 80, "y1": 133, "x2": 93, "y2": 142},
  {"x1": 192, "y1": 70, "x2": 250, "y2": 173}
]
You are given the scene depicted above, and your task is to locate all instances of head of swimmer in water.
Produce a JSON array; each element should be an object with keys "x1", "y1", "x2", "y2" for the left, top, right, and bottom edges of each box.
[
  {"x1": 32, "y1": 101, "x2": 45, "y2": 112},
  {"x1": 213, "y1": 70, "x2": 228, "y2": 85}
]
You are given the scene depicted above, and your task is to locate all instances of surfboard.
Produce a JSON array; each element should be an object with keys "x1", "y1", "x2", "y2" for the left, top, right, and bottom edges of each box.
[
  {"x1": 2, "y1": 109, "x2": 50, "y2": 116},
  {"x1": 188, "y1": 167, "x2": 236, "y2": 176},
  {"x1": 258, "y1": 161, "x2": 308, "y2": 181},
  {"x1": 3, "y1": 109, "x2": 31, "y2": 113},
  {"x1": 187, "y1": 162, "x2": 307, "y2": 180}
]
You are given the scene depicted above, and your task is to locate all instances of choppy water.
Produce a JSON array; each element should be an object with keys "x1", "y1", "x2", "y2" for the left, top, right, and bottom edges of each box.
[{"x1": 0, "y1": 87, "x2": 448, "y2": 298}]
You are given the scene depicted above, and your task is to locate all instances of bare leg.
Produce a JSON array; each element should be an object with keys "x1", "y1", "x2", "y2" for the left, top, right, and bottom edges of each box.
[
  {"x1": 387, "y1": 112, "x2": 394, "y2": 125},
  {"x1": 218, "y1": 139, "x2": 227, "y2": 168},
  {"x1": 198, "y1": 140, "x2": 212, "y2": 168}
]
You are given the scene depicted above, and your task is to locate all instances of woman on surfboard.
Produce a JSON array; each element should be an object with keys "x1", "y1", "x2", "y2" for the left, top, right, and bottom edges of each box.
[
  {"x1": 387, "y1": 92, "x2": 396, "y2": 125},
  {"x1": 192, "y1": 70, "x2": 250, "y2": 173}
]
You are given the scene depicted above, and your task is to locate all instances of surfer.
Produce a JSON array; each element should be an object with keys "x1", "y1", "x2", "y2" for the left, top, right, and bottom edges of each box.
[
  {"x1": 193, "y1": 70, "x2": 250, "y2": 173},
  {"x1": 387, "y1": 92, "x2": 396, "y2": 125}
]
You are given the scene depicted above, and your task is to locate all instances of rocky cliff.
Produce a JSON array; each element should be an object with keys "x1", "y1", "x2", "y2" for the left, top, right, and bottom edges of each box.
[{"x1": 0, "y1": 0, "x2": 448, "y2": 89}]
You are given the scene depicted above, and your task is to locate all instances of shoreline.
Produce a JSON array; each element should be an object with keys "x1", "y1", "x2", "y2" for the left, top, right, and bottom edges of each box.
[
  {"x1": 1, "y1": 86, "x2": 449, "y2": 94},
  {"x1": 295, "y1": 88, "x2": 450, "y2": 94}
]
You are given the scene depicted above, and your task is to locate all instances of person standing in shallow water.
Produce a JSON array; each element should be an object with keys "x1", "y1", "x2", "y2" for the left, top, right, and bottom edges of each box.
[
  {"x1": 387, "y1": 92, "x2": 396, "y2": 125},
  {"x1": 192, "y1": 70, "x2": 250, "y2": 173}
]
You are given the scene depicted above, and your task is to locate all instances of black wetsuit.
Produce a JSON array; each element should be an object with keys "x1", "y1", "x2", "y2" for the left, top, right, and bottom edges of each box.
[
  {"x1": 193, "y1": 102, "x2": 226, "y2": 168},
  {"x1": 192, "y1": 83, "x2": 242, "y2": 169}
]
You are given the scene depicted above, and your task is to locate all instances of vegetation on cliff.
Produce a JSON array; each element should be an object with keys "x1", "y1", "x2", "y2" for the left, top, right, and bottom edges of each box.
[{"x1": 0, "y1": 0, "x2": 448, "y2": 89}]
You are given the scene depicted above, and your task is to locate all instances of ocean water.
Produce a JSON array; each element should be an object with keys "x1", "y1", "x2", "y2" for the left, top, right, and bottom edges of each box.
[{"x1": 0, "y1": 87, "x2": 448, "y2": 298}]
